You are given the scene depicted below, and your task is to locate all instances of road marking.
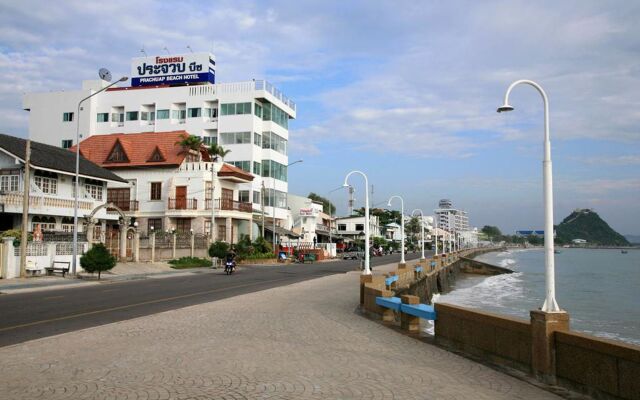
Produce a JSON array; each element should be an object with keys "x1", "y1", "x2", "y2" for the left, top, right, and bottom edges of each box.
[
  {"x1": 44, "y1": 295, "x2": 64, "y2": 300},
  {"x1": 0, "y1": 277, "x2": 292, "y2": 333}
]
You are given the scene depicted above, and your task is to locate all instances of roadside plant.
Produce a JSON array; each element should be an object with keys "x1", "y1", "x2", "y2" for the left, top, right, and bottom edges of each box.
[
  {"x1": 80, "y1": 243, "x2": 116, "y2": 279},
  {"x1": 208, "y1": 240, "x2": 229, "y2": 259},
  {"x1": 252, "y1": 236, "x2": 272, "y2": 254}
]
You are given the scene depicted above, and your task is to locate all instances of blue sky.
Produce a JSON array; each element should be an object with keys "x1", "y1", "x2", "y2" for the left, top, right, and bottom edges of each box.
[{"x1": 0, "y1": 0, "x2": 638, "y2": 234}]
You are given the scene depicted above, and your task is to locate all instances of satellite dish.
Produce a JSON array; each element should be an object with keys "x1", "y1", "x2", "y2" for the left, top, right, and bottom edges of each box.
[{"x1": 98, "y1": 68, "x2": 112, "y2": 82}]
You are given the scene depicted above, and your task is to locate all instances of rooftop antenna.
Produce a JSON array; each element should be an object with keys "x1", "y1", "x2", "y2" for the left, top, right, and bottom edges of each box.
[
  {"x1": 163, "y1": 46, "x2": 171, "y2": 55},
  {"x1": 186, "y1": 45, "x2": 194, "y2": 53},
  {"x1": 140, "y1": 46, "x2": 147, "y2": 57}
]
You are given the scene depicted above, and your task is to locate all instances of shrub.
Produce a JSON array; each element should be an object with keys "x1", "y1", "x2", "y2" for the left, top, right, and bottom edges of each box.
[
  {"x1": 168, "y1": 257, "x2": 211, "y2": 269},
  {"x1": 243, "y1": 252, "x2": 277, "y2": 260},
  {"x1": 80, "y1": 243, "x2": 116, "y2": 279},
  {"x1": 252, "y1": 236, "x2": 272, "y2": 254},
  {"x1": 208, "y1": 241, "x2": 229, "y2": 259}
]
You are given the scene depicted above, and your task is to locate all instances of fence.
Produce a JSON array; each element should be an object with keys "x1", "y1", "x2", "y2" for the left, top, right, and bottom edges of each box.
[{"x1": 2, "y1": 238, "x2": 88, "y2": 279}]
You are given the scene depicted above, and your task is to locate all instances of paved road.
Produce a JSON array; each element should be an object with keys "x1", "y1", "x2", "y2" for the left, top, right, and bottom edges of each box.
[
  {"x1": 0, "y1": 257, "x2": 561, "y2": 400},
  {"x1": 0, "y1": 253, "x2": 423, "y2": 348}
]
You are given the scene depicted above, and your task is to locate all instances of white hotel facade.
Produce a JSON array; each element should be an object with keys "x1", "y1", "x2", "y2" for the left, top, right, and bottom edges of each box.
[{"x1": 22, "y1": 53, "x2": 296, "y2": 225}]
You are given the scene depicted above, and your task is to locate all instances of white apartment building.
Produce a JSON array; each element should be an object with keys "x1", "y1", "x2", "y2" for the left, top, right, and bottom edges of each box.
[
  {"x1": 22, "y1": 52, "x2": 296, "y2": 225},
  {"x1": 287, "y1": 194, "x2": 324, "y2": 243},
  {"x1": 335, "y1": 215, "x2": 381, "y2": 240},
  {"x1": 0, "y1": 133, "x2": 124, "y2": 235},
  {"x1": 75, "y1": 131, "x2": 255, "y2": 242},
  {"x1": 434, "y1": 199, "x2": 469, "y2": 232}
]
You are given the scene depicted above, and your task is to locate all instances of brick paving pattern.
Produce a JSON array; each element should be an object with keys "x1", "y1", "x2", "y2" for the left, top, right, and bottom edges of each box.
[{"x1": 0, "y1": 269, "x2": 561, "y2": 399}]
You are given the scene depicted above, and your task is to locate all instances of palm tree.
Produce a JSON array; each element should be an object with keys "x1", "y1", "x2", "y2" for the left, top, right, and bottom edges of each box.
[
  {"x1": 208, "y1": 143, "x2": 231, "y2": 162},
  {"x1": 175, "y1": 134, "x2": 203, "y2": 153}
]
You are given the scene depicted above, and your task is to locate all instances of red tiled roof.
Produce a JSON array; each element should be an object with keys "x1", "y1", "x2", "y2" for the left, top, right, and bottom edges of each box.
[{"x1": 70, "y1": 131, "x2": 253, "y2": 181}]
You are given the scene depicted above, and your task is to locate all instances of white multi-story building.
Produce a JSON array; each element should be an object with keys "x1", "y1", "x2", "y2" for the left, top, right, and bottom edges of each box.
[
  {"x1": 287, "y1": 194, "x2": 325, "y2": 243},
  {"x1": 434, "y1": 199, "x2": 469, "y2": 232},
  {"x1": 335, "y1": 215, "x2": 381, "y2": 240},
  {"x1": 22, "y1": 52, "x2": 296, "y2": 225},
  {"x1": 0, "y1": 133, "x2": 124, "y2": 235}
]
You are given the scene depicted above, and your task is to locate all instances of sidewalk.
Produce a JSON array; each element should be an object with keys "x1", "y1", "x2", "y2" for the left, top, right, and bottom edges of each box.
[
  {"x1": 0, "y1": 261, "x2": 561, "y2": 399},
  {"x1": 0, "y1": 262, "x2": 211, "y2": 295}
]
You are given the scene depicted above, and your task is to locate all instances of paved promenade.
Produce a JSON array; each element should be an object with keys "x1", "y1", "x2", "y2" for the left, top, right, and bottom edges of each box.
[{"x1": 0, "y1": 263, "x2": 561, "y2": 399}]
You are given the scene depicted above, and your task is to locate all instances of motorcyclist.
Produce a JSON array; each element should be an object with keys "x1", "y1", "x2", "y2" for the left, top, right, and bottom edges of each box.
[{"x1": 225, "y1": 247, "x2": 236, "y2": 272}]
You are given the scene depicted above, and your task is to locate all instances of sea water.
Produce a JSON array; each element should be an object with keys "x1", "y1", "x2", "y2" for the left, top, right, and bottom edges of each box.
[{"x1": 435, "y1": 248, "x2": 640, "y2": 346}]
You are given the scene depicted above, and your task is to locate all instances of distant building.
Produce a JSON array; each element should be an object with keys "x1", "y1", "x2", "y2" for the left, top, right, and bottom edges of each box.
[
  {"x1": 572, "y1": 238, "x2": 587, "y2": 244},
  {"x1": 335, "y1": 215, "x2": 381, "y2": 241},
  {"x1": 0, "y1": 133, "x2": 125, "y2": 235},
  {"x1": 384, "y1": 222, "x2": 402, "y2": 242},
  {"x1": 434, "y1": 199, "x2": 469, "y2": 232}
]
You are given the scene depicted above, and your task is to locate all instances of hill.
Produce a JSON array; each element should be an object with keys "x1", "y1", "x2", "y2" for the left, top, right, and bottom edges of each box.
[{"x1": 555, "y1": 209, "x2": 630, "y2": 246}]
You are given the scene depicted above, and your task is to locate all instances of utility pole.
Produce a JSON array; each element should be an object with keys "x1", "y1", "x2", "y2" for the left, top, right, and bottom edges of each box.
[
  {"x1": 348, "y1": 186, "x2": 355, "y2": 215},
  {"x1": 20, "y1": 139, "x2": 31, "y2": 278},
  {"x1": 210, "y1": 162, "x2": 216, "y2": 243}
]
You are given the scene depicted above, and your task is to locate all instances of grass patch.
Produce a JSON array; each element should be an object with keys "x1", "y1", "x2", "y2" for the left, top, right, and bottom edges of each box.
[{"x1": 168, "y1": 257, "x2": 212, "y2": 269}]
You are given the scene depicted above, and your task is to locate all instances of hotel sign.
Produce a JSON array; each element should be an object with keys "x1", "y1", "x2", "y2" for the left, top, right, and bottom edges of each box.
[
  {"x1": 131, "y1": 52, "x2": 216, "y2": 87},
  {"x1": 300, "y1": 208, "x2": 318, "y2": 217}
]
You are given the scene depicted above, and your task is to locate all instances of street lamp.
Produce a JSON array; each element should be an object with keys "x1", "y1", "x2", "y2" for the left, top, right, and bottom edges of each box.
[
  {"x1": 497, "y1": 79, "x2": 560, "y2": 313},
  {"x1": 411, "y1": 209, "x2": 426, "y2": 261},
  {"x1": 387, "y1": 195, "x2": 405, "y2": 265},
  {"x1": 344, "y1": 171, "x2": 370, "y2": 274},
  {"x1": 72, "y1": 71, "x2": 128, "y2": 275}
]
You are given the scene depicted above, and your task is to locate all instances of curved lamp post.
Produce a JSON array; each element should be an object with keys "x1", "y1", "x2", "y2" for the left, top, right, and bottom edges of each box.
[
  {"x1": 411, "y1": 209, "x2": 426, "y2": 261},
  {"x1": 344, "y1": 171, "x2": 370, "y2": 274},
  {"x1": 387, "y1": 195, "x2": 405, "y2": 265},
  {"x1": 497, "y1": 79, "x2": 560, "y2": 313},
  {"x1": 72, "y1": 74, "x2": 128, "y2": 275}
]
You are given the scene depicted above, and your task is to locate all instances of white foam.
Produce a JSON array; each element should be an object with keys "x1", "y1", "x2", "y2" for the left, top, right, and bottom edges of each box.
[
  {"x1": 438, "y1": 272, "x2": 527, "y2": 311},
  {"x1": 498, "y1": 258, "x2": 517, "y2": 268}
]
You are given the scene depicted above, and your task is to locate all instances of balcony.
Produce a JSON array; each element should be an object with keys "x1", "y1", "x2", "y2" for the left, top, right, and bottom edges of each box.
[
  {"x1": 168, "y1": 198, "x2": 198, "y2": 210},
  {"x1": 316, "y1": 223, "x2": 332, "y2": 232},
  {"x1": 205, "y1": 198, "x2": 252, "y2": 213},
  {"x1": 107, "y1": 200, "x2": 139, "y2": 213},
  {"x1": 0, "y1": 192, "x2": 94, "y2": 211}
]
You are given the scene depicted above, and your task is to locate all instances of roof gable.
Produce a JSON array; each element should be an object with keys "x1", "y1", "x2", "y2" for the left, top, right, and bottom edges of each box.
[
  {"x1": 147, "y1": 146, "x2": 166, "y2": 162},
  {"x1": 105, "y1": 139, "x2": 130, "y2": 163}
]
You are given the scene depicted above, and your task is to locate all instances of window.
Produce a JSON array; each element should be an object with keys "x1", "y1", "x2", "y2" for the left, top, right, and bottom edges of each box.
[
  {"x1": 0, "y1": 171, "x2": 19, "y2": 192},
  {"x1": 261, "y1": 102, "x2": 289, "y2": 128},
  {"x1": 126, "y1": 111, "x2": 139, "y2": 121},
  {"x1": 107, "y1": 188, "x2": 131, "y2": 210},
  {"x1": 238, "y1": 190, "x2": 250, "y2": 203},
  {"x1": 34, "y1": 171, "x2": 58, "y2": 194},
  {"x1": 252, "y1": 161, "x2": 261, "y2": 175},
  {"x1": 84, "y1": 179, "x2": 103, "y2": 201},
  {"x1": 254, "y1": 103, "x2": 263, "y2": 118},
  {"x1": 150, "y1": 182, "x2": 162, "y2": 200},
  {"x1": 97, "y1": 113, "x2": 109, "y2": 122},
  {"x1": 111, "y1": 113, "x2": 124, "y2": 123},
  {"x1": 188, "y1": 108, "x2": 201, "y2": 118},
  {"x1": 261, "y1": 131, "x2": 287, "y2": 155},
  {"x1": 156, "y1": 109, "x2": 170, "y2": 119},
  {"x1": 106, "y1": 141, "x2": 129, "y2": 163},
  {"x1": 204, "y1": 108, "x2": 217, "y2": 118},
  {"x1": 32, "y1": 216, "x2": 56, "y2": 231},
  {"x1": 147, "y1": 147, "x2": 165, "y2": 162},
  {"x1": 253, "y1": 190, "x2": 261, "y2": 204},
  {"x1": 220, "y1": 132, "x2": 251, "y2": 145},
  {"x1": 175, "y1": 218, "x2": 191, "y2": 233},
  {"x1": 229, "y1": 160, "x2": 250, "y2": 172},
  {"x1": 171, "y1": 109, "x2": 186, "y2": 120},
  {"x1": 338, "y1": 224, "x2": 347, "y2": 231},
  {"x1": 141, "y1": 111, "x2": 155, "y2": 121},
  {"x1": 253, "y1": 132, "x2": 262, "y2": 146},
  {"x1": 263, "y1": 188, "x2": 287, "y2": 208},
  {"x1": 217, "y1": 224, "x2": 226, "y2": 241},
  {"x1": 61, "y1": 217, "x2": 74, "y2": 233},
  {"x1": 148, "y1": 218, "x2": 162, "y2": 233},
  {"x1": 261, "y1": 159, "x2": 287, "y2": 182},
  {"x1": 61, "y1": 139, "x2": 73, "y2": 149},
  {"x1": 355, "y1": 224, "x2": 364, "y2": 231},
  {"x1": 220, "y1": 102, "x2": 251, "y2": 116},
  {"x1": 62, "y1": 112, "x2": 74, "y2": 122}
]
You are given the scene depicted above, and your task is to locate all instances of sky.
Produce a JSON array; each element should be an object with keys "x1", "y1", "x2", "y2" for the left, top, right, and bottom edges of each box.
[{"x1": 0, "y1": 0, "x2": 638, "y2": 234}]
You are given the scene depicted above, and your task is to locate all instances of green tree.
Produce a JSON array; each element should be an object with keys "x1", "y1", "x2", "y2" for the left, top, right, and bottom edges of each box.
[
  {"x1": 372, "y1": 236, "x2": 388, "y2": 249},
  {"x1": 307, "y1": 192, "x2": 336, "y2": 215},
  {"x1": 252, "y1": 236, "x2": 272, "y2": 253},
  {"x1": 208, "y1": 143, "x2": 231, "y2": 161},
  {"x1": 405, "y1": 216, "x2": 421, "y2": 240},
  {"x1": 176, "y1": 134, "x2": 203, "y2": 153},
  {"x1": 208, "y1": 241, "x2": 229, "y2": 259},
  {"x1": 80, "y1": 243, "x2": 116, "y2": 279},
  {"x1": 481, "y1": 225, "x2": 502, "y2": 239}
]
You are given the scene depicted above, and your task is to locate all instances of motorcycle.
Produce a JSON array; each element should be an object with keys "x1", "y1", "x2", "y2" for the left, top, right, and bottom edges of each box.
[{"x1": 224, "y1": 260, "x2": 236, "y2": 275}]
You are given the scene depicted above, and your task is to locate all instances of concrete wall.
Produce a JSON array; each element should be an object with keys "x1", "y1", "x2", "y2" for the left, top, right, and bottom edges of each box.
[
  {"x1": 434, "y1": 303, "x2": 532, "y2": 372},
  {"x1": 555, "y1": 331, "x2": 640, "y2": 400}
]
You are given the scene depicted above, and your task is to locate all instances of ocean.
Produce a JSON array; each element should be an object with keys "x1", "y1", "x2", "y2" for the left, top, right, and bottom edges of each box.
[{"x1": 433, "y1": 248, "x2": 640, "y2": 346}]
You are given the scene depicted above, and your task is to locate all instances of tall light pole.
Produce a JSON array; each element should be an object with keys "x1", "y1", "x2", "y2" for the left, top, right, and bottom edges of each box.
[
  {"x1": 498, "y1": 79, "x2": 560, "y2": 313},
  {"x1": 327, "y1": 185, "x2": 347, "y2": 257},
  {"x1": 72, "y1": 72, "x2": 128, "y2": 275},
  {"x1": 387, "y1": 195, "x2": 405, "y2": 265},
  {"x1": 344, "y1": 171, "x2": 370, "y2": 274},
  {"x1": 434, "y1": 216, "x2": 439, "y2": 256},
  {"x1": 411, "y1": 209, "x2": 426, "y2": 261}
]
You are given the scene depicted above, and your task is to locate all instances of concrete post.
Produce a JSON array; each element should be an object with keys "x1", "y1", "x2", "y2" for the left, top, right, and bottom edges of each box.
[
  {"x1": 401, "y1": 294, "x2": 420, "y2": 333},
  {"x1": 119, "y1": 225, "x2": 127, "y2": 260},
  {"x1": 360, "y1": 274, "x2": 385, "y2": 305},
  {"x1": 225, "y1": 217, "x2": 232, "y2": 244},
  {"x1": 381, "y1": 289, "x2": 395, "y2": 322},
  {"x1": 150, "y1": 232, "x2": 156, "y2": 263},
  {"x1": 530, "y1": 310, "x2": 570, "y2": 384},
  {"x1": 86, "y1": 221, "x2": 94, "y2": 245},
  {"x1": 1, "y1": 237, "x2": 14, "y2": 279},
  {"x1": 171, "y1": 233, "x2": 176, "y2": 259},
  {"x1": 134, "y1": 230, "x2": 140, "y2": 263},
  {"x1": 190, "y1": 232, "x2": 195, "y2": 258}
]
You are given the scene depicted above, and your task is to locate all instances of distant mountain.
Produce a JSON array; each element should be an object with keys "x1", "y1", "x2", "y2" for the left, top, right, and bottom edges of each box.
[
  {"x1": 555, "y1": 209, "x2": 630, "y2": 246},
  {"x1": 625, "y1": 234, "x2": 640, "y2": 245}
]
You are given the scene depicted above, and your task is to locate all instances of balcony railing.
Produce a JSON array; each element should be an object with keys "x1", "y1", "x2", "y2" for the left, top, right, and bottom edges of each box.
[
  {"x1": 0, "y1": 192, "x2": 93, "y2": 210},
  {"x1": 107, "y1": 200, "x2": 139, "y2": 213},
  {"x1": 168, "y1": 198, "x2": 198, "y2": 210},
  {"x1": 205, "y1": 198, "x2": 252, "y2": 213},
  {"x1": 316, "y1": 224, "x2": 332, "y2": 232}
]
